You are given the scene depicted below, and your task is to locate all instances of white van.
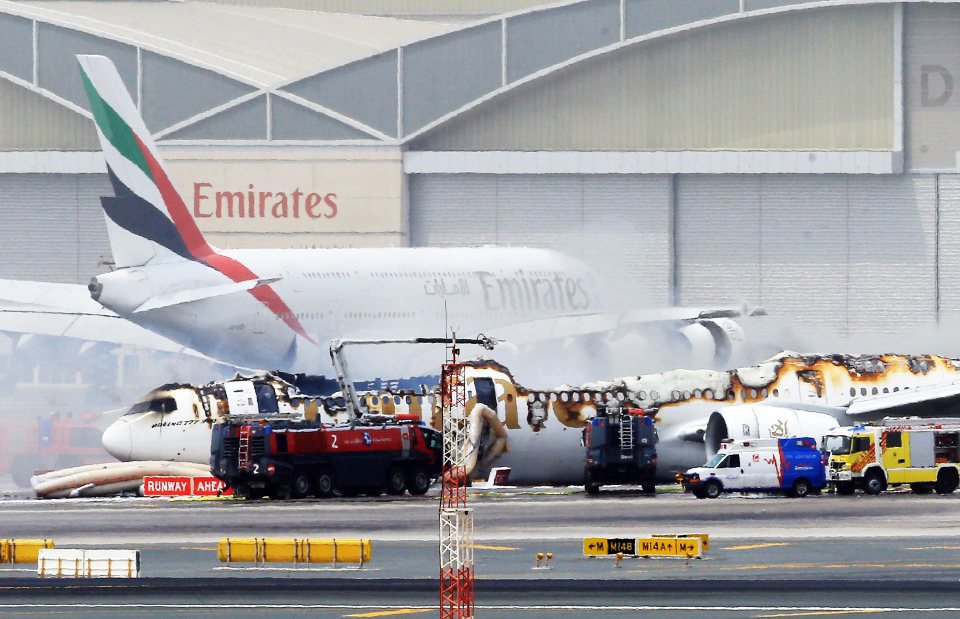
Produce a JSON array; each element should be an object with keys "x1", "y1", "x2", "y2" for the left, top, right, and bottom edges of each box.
[{"x1": 678, "y1": 437, "x2": 826, "y2": 499}]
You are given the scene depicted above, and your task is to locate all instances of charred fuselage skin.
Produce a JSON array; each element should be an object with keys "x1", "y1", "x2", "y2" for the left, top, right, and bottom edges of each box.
[{"x1": 103, "y1": 353, "x2": 960, "y2": 484}]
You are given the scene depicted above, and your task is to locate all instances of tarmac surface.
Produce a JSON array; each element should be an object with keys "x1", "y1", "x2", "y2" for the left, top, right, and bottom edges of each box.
[{"x1": 2, "y1": 484, "x2": 960, "y2": 617}]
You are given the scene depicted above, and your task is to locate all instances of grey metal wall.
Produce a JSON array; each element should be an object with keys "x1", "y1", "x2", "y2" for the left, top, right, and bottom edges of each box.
[
  {"x1": 411, "y1": 173, "x2": 941, "y2": 342},
  {"x1": 0, "y1": 174, "x2": 111, "y2": 283},
  {"x1": 409, "y1": 174, "x2": 672, "y2": 306},
  {"x1": 411, "y1": 4, "x2": 893, "y2": 152},
  {"x1": 905, "y1": 3, "x2": 960, "y2": 171},
  {"x1": 0, "y1": 75, "x2": 97, "y2": 150},
  {"x1": 676, "y1": 174, "x2": 937, "y2": 340}
]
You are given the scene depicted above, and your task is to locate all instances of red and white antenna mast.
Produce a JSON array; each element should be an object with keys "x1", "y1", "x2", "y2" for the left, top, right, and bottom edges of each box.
[{"x1": 439, "y1": 332, "x2": 474, "y2": 619}]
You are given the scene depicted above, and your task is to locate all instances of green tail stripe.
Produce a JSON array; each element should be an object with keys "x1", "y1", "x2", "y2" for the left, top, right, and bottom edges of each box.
[{"x1": 80, "y1": 69, "x2": 153, "y2": 181}]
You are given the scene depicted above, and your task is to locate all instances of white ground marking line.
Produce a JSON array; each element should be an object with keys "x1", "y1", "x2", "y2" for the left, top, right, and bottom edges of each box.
[{"x1": 0, "y1": 606, "x2": 957, "y2": 612}]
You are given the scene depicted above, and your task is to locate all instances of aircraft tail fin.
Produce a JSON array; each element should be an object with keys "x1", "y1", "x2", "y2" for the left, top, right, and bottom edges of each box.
[{"x1": 77, "y1": 54, "x2": 213, "y2": 268}]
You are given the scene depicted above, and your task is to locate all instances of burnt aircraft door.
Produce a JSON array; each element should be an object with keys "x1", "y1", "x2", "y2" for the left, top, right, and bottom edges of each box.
[{"x1": 474, "y1": 377, "x2": 498, "y2": 411}]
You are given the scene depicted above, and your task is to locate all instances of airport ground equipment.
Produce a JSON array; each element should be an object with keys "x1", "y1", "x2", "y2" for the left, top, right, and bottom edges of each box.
[
  {"x1": 678, "y1": 437, "x2": 826, "y2": 498},
  {"x1": 217, "y1": 538, "x2": 370, "y2": 568},
  {"x1": 824, "y1": 418, "x2": 960, "y2": 495},
  {"x1": 1, "y1": 414, "x2": 103, "y2": 488},
  {"x1": 210, "y1": 415, "x2": 443, "y2": 499},
  {"x1": 37, "y1": 549, "x2": 140, "y2": 578},
  {"x1": 439, "y1": 337, "x2": 474, "y2": 619},
  {"x1": 1, "y1": 539, "x2": 53, "y2": 564},
  {"x1": 583, "y1": 405, "x2": 658, "y2": 495}
]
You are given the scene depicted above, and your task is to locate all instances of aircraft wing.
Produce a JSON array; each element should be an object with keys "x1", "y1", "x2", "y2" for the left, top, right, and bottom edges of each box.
[
  {"x1": 0, "y1": 279, "x2": 206, "y2": 356},
  {"x1": 846, "y1": 381, "x2": 960, "y2": 418}
]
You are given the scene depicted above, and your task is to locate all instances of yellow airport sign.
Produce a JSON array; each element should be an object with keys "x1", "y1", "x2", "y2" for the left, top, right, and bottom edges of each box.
[
  {"x1": 584, "y1": 536, "x2": 703, "y2": 558},
  {"x1": 637, "y1": 536, "x2": 702, "y2": 558},
  {"x1": 583, "y1": 538, "x2": 637, "y2": 556}
]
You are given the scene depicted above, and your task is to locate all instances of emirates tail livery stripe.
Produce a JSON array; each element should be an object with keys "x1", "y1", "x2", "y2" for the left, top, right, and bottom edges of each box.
[{"x1": 79, "y1": 55, "x2": 313, "y2": 343}]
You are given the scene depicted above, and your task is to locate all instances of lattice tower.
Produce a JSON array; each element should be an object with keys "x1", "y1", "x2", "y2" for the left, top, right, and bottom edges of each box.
[{"x1": 439, "y1": 357, "x2": 474, "y2": 619}]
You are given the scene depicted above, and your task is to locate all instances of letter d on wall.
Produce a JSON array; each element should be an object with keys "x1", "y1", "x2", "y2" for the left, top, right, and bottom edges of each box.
[{"x1": 921, "y1": 65, "x2": 954, "y2": 107}]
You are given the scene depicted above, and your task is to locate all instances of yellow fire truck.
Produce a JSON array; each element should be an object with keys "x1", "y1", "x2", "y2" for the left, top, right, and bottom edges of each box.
[{"x1": 823, "y1": 418, "x2": 960, "y2": 495}]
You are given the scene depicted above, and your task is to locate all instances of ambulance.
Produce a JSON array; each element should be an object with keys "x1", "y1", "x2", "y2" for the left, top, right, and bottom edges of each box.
[
  {"x1": 678, "y1": 437, "x2": 826, "y2": 499},
  {"x1": 823, "y1": 418, "x2": 960, "y2": 495}
]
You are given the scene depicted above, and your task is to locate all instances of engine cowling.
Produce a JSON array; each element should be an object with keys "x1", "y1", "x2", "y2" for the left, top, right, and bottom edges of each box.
[
  {"x1": 677, "y1": 318, "x2": 744, "y2": 368},
  {"x1": 704, "y1": 404, "x2": 841, "y2": 457}
]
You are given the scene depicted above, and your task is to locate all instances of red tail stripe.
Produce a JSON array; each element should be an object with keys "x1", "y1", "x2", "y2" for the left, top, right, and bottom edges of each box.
[{"x1": 133, "y1": 134, "x2": 314, "y2": 344}]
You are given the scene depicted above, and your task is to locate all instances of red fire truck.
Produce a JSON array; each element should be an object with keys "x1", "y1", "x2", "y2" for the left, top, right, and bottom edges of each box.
[
  {"x1": 0, "y1": 414, "x2": 106, "y2": 488},
  {"x1": 210, "y1": 416, "x2": 443, "y2": 500}
]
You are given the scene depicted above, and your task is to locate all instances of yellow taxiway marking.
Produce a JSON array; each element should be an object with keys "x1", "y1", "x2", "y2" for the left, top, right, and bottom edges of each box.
[
  {"x1": 756, "y1": 611, "x2": 893, "y2": 617},
  {"x1": 470, "y1": 544, "x2": 518, "y2": 551},
  {"x1": 722, "y1": 562, "x2": 960, "y2": 572},
  {"x1": 343, "y1": 610, "x2": 430, "y2": 618},
  {"x1": 724, "y1": 543, "x2": 792, "y2": 551}
]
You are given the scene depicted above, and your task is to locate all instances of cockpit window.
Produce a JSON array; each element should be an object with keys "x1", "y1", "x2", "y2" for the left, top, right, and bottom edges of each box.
[
  {"x1": 124, "y1": 397, "x2": 177, "y2": 415},
  {"x1": 255, "y1": 383, "x2": 279, "y2": 415}
]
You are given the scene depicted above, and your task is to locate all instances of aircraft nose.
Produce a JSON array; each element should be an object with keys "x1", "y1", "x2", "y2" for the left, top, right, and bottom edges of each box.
[{"x1": 101, "y1": 420, "x2": 132, "y2": 461}]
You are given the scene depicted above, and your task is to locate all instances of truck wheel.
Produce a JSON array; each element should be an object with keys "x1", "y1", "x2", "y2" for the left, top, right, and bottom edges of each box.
[
  {"x1": 292, "y1": 471, "x2": 312, "y2": 498},
  {"x1": 935, "y1": 469, "x2": 959, "y2": 494},
  {"x1": 406, "y1": 466, "x2": 431, "y2": 496},
  {"x1": 10, "y1": 458, "x2": 36, "y2": 489},
  {"x1": 835, "y1": 481, "x2": 855, "y2": 495},
  {"x1": 910, "y1": 483, "x2": 934, "y2": 495},
  {"x1": 704, "y1": 480, "x2": 722, "y2": 499},
  {"x1": 692, "y1": 488, "x2": 707, "y2": 499},
  {"x1": 790, "y1": 478, "x2": 810, "y2": 498},
  {"x1": 641, "y1": 483, "x2": 656, "y2": 495},
  {"x1": 232, "y1": 484, "x2": 251, "y2": 500},
  {"x1": 386, "y1": 466, "x2": 407, "y2": 496},
  {"x1": 314, "y1": 468, "x2": 336, "y2": 498},
  {"x1": 863, "y1": 471, "x2": 886, "y2": 495},
  {"x1": 584, "y1": 468, "x2": 600, "y2": 496}
]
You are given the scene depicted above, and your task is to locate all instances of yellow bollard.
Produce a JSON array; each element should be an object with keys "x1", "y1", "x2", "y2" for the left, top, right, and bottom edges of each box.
[
  {"x1": 614, "y1": 552, "x2": 623, "y2": 568},
  {"x1": 545, "y1": 552, "x2": 553, "y2": 568}
]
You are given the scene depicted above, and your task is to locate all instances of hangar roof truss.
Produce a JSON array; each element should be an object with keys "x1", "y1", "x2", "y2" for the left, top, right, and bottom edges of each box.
[{"x1": 0, "y1": 0, "x2": 928, "y2": 147}]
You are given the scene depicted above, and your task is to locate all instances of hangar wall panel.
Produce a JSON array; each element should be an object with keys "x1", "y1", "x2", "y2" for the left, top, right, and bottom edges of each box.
[
  {"x1": 411, "y1": 5, "x2": 893, "y2": 151},
  {"x1": 0, "y1": 80, "x2": 97, "y2": 150},
  {"x1": 904, "y1": 3, "x2": 960, "y2": 171},
  {"x1": 676, "y1": 175, "x2": 936, "y2": 341},
  {"x1": 0, "y1": 174, "x2": 111, "y2": 283},
  {"x1": 0, "y1": 12, "x2": 33, "y2": 82},
  {"x1": 36, "y1": 24, "x2": 136, "y2": 111},
  {"x1": 408, "y1": 174, "x2": 671, "y2": 306},
  {"x1": 505, "y1": 0, "x2": 619, "y2": 83},
  {"x1": 936, "y1": 175, "x2": 960, "y2": 326}
]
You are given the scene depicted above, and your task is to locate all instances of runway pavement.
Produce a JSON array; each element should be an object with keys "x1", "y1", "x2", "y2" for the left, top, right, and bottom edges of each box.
[{"x1": 2, "y1": 486, "x2": 960, "y2": 617}]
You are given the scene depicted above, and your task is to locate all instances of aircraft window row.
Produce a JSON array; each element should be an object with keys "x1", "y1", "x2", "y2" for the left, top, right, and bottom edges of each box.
[
  {"x1": 304, "y1": 272, "x2": 349, "y2": 279},
  {"x1": 372, "y1": 272, "x2": 470, "y2": 279},
  {"x1": 344, "y1": 311, "x2": 416, "y2": 319},
  {"x1": 850, "y1": 386, "x2": 898, "y2": 396}
]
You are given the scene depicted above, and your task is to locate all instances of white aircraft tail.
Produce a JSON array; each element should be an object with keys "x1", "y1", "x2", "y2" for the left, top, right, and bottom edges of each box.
[{"x1": 77, "y1": 54, "x2": 214, "y2": 268}]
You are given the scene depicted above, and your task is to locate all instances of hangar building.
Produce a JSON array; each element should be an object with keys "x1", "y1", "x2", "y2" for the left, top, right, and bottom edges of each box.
[{"x1": 0, "y1": 0, "x2": 958, "y2": 344}]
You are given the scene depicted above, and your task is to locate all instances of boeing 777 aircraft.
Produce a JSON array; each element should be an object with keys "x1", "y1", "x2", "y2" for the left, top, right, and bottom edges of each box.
[
  {"x1": 94, "y1": 351, "x2": 960, "y2": 488},
  {"x1": 0, "y1": 55, "x2": 765, "y2": 376}
]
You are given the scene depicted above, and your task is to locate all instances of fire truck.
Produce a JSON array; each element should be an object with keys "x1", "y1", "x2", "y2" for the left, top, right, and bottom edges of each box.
[
  {"x1": 823, "y1": 418, "x2": 960, "y2": 495},
  {"x1": 583, "y1": 405, "x2": 658, "y2": 495},
  {"x1": 1, "y1": 415, "x2": 105, "y2": 488},
  {"x1": 211, "y1": 415, "x2": 443, "y2": 499}
]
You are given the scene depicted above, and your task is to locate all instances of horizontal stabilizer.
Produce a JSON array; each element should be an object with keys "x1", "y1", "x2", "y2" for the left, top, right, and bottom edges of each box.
[{"x1": 132, "y1": 277, "x2": 282, "y2": 313}]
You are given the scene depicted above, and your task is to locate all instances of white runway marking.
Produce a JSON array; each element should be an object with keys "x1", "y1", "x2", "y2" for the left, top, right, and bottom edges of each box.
[{"x1": 0, "y1": 604, "x2": 958, "y2": 612}]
